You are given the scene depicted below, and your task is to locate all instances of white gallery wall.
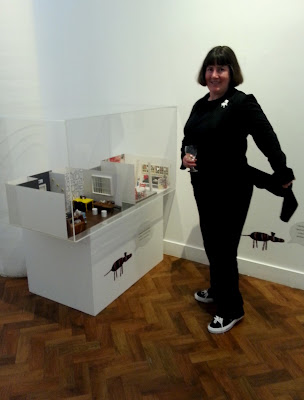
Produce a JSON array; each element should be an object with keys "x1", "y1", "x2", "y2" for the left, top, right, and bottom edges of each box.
[{"x1": 1, "y1": 0, "x2": 304, "y2": 286}]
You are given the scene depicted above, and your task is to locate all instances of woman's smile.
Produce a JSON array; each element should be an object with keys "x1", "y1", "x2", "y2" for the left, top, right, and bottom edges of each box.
[{"x1": 205, "y1": 64, "x2": 230, "y2": 100}]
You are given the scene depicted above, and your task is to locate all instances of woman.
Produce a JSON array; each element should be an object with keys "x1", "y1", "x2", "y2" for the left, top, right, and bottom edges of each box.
[{"x1": 181, "y1": 46, "x2": 295, "y2": 334}]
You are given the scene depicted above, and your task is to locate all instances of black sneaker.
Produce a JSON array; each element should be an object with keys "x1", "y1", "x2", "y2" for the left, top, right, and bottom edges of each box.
[
  {"x1": 208, "y1": 314, "x2": 244, "y2": 334},
  {"x1": 194, "y1": 289, "x2": 214, "y2": 303}
]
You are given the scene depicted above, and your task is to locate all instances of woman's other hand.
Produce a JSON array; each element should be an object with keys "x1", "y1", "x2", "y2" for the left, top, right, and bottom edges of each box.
[{"x1": 282, "y1": 180, "x2": 294, "y2": 189}]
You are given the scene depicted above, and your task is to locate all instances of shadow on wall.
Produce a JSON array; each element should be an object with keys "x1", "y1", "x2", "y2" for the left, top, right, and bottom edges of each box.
[
  {"x1": 163, "y1": 168, "x2": 208, "y2": 266},
  {"x1": 183, "y1": 224, "x2": 209, "y2": 265},
  {"x1": 163, "y1": 191, "x2": 175, "y2": 234}
]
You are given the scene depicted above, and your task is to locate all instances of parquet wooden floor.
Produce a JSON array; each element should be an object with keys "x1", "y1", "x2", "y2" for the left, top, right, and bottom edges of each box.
[{"x1": 1, "y1": 255, "x2": 304, "y2": 400}]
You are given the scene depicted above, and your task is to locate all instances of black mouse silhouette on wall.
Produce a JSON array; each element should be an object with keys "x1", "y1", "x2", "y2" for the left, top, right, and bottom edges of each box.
[
  {"x1": 104, "y1": 252, "x2": 132, "y2": 280},
  {"x1": 242, "y1": 232, "x2": 284, "y2": 250}
]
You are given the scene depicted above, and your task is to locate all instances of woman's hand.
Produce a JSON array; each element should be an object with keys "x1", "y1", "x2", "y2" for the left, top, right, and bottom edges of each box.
[
  {"x1": 183, "y1": 154, "x2": 197, "y2": 169},
  {"x1": 282, "y1": 180, "x2": 294, "y2": 189}
]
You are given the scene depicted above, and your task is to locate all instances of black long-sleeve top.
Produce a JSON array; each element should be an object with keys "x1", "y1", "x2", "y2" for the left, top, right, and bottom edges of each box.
[
  {"x1": 181, "y1": 87, "x2": 294, "y2": 185},
  {"x1": 181, "y1": 87, "x2": 297, "y2": 221}
]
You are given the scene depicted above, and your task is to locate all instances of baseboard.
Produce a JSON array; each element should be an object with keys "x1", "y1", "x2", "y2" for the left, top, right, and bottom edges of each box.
[{"x1": 163, "y1": 239, "x2": 304, "y2": 290}]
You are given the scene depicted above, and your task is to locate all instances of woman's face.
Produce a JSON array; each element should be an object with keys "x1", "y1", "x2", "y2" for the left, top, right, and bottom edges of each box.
[{"x1": 205, "y1": 64, "x2": 230, "y2": 100}]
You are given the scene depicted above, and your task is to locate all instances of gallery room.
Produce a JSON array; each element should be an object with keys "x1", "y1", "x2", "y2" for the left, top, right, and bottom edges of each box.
[{"x1": 0, "y1": 1, "x2": 304, "y2": 399}]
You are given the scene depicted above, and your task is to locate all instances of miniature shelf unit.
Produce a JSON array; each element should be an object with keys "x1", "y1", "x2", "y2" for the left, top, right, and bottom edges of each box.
[{"x1": 4, "y1": 107, "x2": 177, "y2": 315}]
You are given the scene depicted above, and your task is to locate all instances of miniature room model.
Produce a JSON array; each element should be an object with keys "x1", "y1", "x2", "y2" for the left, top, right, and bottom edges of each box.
[
  {"x1": 3, "y1": 107, "x2": 176, "y2": 316},
  {"x1": 6, "y1": 153, "x2": 171, "y2": 241},
  {"x1": 5, "y1": 153, "x2": 173, "y2": 315}
]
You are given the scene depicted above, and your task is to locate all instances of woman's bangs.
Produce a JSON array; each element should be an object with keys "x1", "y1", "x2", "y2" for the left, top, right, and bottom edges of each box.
[{"x1": 205, "y1": 53, "x2": 229, "y2": 66}]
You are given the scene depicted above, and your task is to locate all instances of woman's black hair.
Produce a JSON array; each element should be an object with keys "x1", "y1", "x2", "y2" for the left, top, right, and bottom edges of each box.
[{"x1": 197, "y1": 46, "x2": 243, "y2": 87}]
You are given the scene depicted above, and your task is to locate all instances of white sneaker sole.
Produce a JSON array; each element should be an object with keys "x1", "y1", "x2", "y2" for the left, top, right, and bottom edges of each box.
[
  {"x1": 208, "y1": 315, "x2": 244, "y2": 334},
  {"x1": 194, "y1": 291, "x2": 214, "y2": 304}
]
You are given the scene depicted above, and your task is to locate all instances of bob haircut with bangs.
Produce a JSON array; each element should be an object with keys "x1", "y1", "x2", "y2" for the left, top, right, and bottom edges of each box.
[{"x1": 197, "y1": 46, "x2": 243, "y2": 87}]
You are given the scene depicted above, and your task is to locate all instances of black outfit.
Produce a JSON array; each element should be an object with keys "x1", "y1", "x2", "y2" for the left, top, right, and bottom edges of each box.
[
  {"x1": 181, "y1": 87, "x2": 295, "y2": 319},
  {"x1": 248, "y1": 166, "x2": 297, "y2": 222}
]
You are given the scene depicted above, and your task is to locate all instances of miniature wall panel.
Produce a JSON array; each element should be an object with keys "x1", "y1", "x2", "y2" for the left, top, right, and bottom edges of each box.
[
  {"x1": 19, "y1": 177, "x2": 39, "y2": 189},
  {"x1": 0, "y1": 118, "x2": 67, "y2": 276},
  {"x1": 6, "y1": 184, "x2": 67, "y2": 239},
  {"x1": 49, "y1": 170, "x2": 69, "y2": 211},
  {"x1": 82, "y1": 169, "x2": 116, "y2": 204},
  {"x1": 125, "y1": 154, "x2": 171, "y2": 192},
  {"x1": 30, "y1": 171, "x2": 51, "y2": 191},
  {"x1": 99, "y1": 161, "x2": 135, "y2": 206},
  {"x1": 64, "y1": 168, "x2": 84, "y2": 213}
]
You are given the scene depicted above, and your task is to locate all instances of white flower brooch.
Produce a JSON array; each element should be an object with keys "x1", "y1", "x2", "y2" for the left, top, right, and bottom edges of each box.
[{"x1": 221, "y1": 99, "x2": 229, "y2": 108}]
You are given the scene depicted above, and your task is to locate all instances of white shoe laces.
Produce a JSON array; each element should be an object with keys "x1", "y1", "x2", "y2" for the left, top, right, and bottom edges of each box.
[{"x1": 213, "y1": 315, "x2": 224, "y2": 326}]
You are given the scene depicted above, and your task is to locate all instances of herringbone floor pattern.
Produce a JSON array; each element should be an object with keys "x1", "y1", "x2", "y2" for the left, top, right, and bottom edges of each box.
[{"x1": 1, "y1": 255, "x2": 304, "y2": 399}]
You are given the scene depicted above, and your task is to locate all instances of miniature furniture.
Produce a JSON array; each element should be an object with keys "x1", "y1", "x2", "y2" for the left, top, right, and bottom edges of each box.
[
  {"x1": 73, "y1": 197, "x2": 94, "y2": 212},
  {"x1": 66, "y1": 215, "x2": 86, "y2": 236},
  {"x1": 93, "y1": 201, "x2": 116, "y2": 213}
]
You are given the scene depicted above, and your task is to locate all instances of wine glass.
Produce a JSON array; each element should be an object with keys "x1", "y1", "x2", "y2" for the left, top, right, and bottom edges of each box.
[{"x1": 185, "y1": 145, "x2": 198, "y2": 172}]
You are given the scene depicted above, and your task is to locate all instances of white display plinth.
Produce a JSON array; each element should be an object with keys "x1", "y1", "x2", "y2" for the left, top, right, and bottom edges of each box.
[
  {"x1": 24, "y1": 196, "x2": 163, "y2": 316},
  {"x1": 3, "y1": 107, "x2": 176, "y2": 313}
]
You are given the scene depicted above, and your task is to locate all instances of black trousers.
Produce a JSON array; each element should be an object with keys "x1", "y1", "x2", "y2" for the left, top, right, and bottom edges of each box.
[{"x1": 191, "y1": 173, "x2": 253, "y2": 318}]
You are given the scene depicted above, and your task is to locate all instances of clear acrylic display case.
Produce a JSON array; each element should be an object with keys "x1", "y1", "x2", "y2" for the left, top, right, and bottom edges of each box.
[{"x1": 4, "y1": 107, "x2": 177, "y2": 242}]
